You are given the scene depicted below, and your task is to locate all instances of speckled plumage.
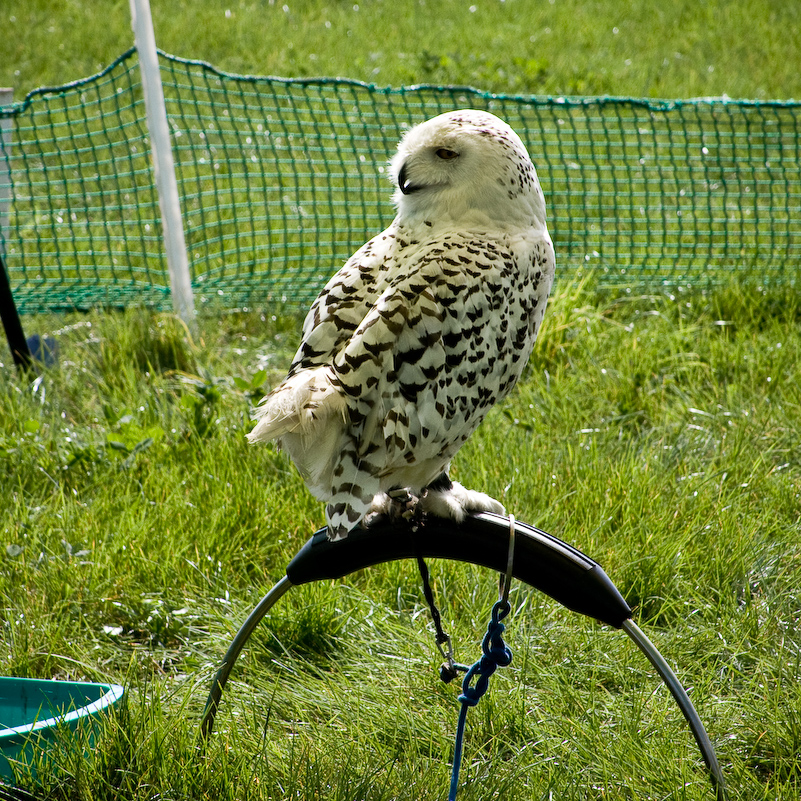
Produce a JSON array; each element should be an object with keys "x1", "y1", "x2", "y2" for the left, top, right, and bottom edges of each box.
[{"x1": 248, "y1": 109, "x2": 555, "y2": 539}]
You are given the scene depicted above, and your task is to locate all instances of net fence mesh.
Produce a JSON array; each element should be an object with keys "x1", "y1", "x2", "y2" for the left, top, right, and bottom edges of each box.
[{"x1": 1, "y1": 48, "x2": 799, "y2": 315}]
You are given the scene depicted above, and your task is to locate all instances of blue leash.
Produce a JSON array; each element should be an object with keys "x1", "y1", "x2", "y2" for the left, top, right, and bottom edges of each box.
[
  {"x1": 447, "y1": 515, "x2": 517, "y2": 801},
  {"x1": 413, "y1": 513, "x2": 517, "y2": 801},
  {"x1": 448, "y1": 597, "x2": 513, "y2": 801}
]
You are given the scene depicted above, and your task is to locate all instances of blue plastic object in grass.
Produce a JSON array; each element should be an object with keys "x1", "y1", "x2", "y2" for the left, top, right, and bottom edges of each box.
[{"x1": 0, "y1": 678, "x2": 124, "y2": 784}]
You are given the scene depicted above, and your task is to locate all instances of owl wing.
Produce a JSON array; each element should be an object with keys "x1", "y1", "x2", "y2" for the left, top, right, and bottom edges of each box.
[
  {"x1": 286, "y1": 231, "x2": 398, "y2": 376},
  {"x1": 358, "y1": 231, "x2": 552, "y2": 468}
]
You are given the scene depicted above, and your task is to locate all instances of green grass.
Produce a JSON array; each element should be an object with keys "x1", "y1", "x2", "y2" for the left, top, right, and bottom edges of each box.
[
  {"x1": 2, "y1": 280, "x2": 801, "y2": 799},
  {"x1": 2, "y1": 2, "x2": 800, "y2": 798},
  {"x1": 2, "y1": 0, "x2": 800, "y2": 101}
]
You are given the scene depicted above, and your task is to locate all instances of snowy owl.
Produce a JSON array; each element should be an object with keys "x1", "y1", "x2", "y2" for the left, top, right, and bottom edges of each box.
[{"x1": 248, "y1": 109, "x2": 555, "y2": 540}]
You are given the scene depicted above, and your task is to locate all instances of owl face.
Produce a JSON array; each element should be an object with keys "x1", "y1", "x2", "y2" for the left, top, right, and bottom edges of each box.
[{"x1": 390, "y1": 109, "x2": 547, "y2": 231}]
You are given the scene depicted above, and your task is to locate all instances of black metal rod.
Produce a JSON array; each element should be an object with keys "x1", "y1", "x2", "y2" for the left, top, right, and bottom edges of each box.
[
  {"x1": 199, "y1": 575, "x2": 294, "y2": 741},
  {"x1": 624, "y1": 619, "x2": 727, "y2": 800},
  {"x1": 0, "y1": 253, "x2": 32, "y2": 372}
]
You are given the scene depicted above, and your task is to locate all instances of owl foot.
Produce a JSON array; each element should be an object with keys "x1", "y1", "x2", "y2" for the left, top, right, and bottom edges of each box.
[
  {"x1": 420, "y1": 480, "x2": 505, "y2": 523},
  {"x1": 366, "y1": 487, "x2": 422, "y2": 527},
  {"x1": 366, "y1": 478, "x2": 505, "y2": 530}
]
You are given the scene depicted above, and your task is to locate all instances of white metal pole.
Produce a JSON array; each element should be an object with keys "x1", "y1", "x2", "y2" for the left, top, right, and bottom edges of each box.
[{"x1": 129, "y1": 0, "x2": 195, "y2": 327}]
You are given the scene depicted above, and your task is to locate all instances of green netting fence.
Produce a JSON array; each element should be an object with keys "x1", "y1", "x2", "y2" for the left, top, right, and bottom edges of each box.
[{"x1": 1, "y1": 48, "x2": 799, "y2": 315}]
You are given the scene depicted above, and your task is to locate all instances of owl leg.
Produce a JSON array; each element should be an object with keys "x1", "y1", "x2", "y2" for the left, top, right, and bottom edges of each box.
[{"x1": 420, "y1": 474, "x2": 506, "y2": 522}]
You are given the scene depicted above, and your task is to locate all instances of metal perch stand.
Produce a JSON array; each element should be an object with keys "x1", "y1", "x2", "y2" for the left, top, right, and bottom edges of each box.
[{"x1": 199, "y1": 512, "x2": 727, "y2": 801}]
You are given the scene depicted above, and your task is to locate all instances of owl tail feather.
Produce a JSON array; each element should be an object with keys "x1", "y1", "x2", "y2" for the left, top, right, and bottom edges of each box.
[{"x1": 247, "y1": 367, "x2": 347, "y2": 494}]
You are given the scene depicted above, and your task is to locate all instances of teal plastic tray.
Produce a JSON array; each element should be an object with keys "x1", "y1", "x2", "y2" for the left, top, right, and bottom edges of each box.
[{"x1": 0, "y1": 677, "x2": 124, "y2": 783}]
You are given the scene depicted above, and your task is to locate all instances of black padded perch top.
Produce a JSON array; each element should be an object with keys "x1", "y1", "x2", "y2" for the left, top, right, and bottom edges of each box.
[{"x1": 286, "y1": 512, "x2": 632, "y2": 629}]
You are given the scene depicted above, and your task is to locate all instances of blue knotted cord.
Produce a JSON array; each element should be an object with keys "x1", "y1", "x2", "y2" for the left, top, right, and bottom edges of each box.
[
  {"x1": 448, "y1": 597, "x2": 513, "y2": 801},
  {"x1": 412, "y1": 514, "x2": 517, "y2": 800}
]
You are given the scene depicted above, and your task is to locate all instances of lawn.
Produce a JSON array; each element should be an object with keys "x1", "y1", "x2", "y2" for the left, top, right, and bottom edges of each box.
[
  {"x1": 2, "y1": 0, "x2": 800, "y2": 101},
  {"x1": 2, "y1": 1, "x2": 801, "y2": 799},
  {"x1": 3, "y1": 282, "x2": 801, "y2": 799}
]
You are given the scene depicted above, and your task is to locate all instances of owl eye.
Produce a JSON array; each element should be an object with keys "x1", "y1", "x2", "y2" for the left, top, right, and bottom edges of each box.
[{"x1": 435, "y1": 148, "x2": 459, "y2": 160}]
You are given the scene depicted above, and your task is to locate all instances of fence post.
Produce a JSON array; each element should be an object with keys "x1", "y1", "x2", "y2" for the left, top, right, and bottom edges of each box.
[{"x1": 129, "y1": 0, "x2": 196, "y2": 329}]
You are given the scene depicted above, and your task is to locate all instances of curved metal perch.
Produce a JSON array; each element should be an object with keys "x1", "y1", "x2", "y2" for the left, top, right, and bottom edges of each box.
[{"x1": 199, "y1": 512, "x2": 726, "y2": 800}]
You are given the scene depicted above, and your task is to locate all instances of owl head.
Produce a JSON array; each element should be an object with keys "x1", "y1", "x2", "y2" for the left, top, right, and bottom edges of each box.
[{"x1": 390, "y1": 109, "x2": 547, "y2": 232}]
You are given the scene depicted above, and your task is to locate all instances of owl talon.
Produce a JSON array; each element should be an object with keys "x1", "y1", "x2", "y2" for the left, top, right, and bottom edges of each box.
[
  {"x1": 367, "y1": 488, "x2": 422, "y2": 526},
  {"x1": 367, "y1": 481, "x2": 505, "y2": 530}
]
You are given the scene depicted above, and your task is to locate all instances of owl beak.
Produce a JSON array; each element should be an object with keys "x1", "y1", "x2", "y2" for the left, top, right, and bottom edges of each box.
[{"x1": 398, "y1": 162, "x2": 420, "y2": 195}]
